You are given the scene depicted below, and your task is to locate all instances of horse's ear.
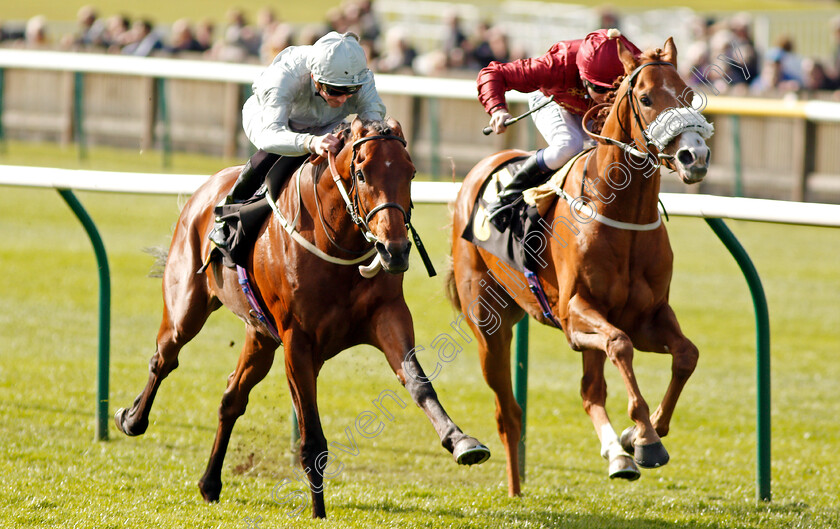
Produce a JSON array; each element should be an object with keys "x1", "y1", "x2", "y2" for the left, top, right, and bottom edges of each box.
[
  {"x1": 351, "y1": 116, "x2": 365, "y2": 139},
  {"x1": 617, "y1": 38, "x2": 638, "y2": 75},
  {"x1": 386, "y1": 116, "x2": 403, "y2": 138},
  {"x1": 661, "y1": 37, "x2": 677, "y2": 68}
]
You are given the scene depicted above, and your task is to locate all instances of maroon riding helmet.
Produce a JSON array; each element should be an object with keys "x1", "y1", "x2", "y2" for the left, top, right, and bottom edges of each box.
[{"x1": 576, "y1": 28, "x2": 643, "y2": 87}]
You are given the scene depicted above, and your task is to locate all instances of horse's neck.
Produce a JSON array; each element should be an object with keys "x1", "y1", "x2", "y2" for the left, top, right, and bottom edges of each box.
[
  {"x1": 298, "y1": 156, "x2": 369, "y2": 251},
  {"x1": 583, "y1": 112, "x2": 662, "y2": 224}
]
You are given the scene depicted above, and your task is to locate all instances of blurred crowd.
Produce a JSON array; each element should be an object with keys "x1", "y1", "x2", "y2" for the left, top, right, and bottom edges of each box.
[
  {"x1": 681, "y1": 12, "x2": 840, "y2": 98},
  {"x1": 2, "y1": 2, "x2": 840, "y2": 100}
]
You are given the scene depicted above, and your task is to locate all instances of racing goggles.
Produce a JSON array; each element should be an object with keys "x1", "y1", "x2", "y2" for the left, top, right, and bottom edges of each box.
[
  {"x1": 584, "y1": 80, "x2": 613, "y2": 94},
  {"x1": 321, "y1": 83, "x2": 362, "y2": 96}
]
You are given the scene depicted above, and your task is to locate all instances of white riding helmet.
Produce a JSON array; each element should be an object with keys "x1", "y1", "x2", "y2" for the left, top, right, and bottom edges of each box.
[{"x1": 307, "y1": 31, "x2": 371, "y2": 87}]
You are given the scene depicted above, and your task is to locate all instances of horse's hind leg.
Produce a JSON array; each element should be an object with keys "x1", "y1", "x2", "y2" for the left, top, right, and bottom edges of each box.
[
  {"x1": 580, "y1": 349, "x2": 640, "y2": 481},
  {"x1": 282, "y1": 330, "x2": 328, "y2": 518},
  {"x1": 198, "y1": 327, "x2": 277, "y2": 502},
  {"x1": 115, "y1": 272, "x2": 218, "y2": 436}
]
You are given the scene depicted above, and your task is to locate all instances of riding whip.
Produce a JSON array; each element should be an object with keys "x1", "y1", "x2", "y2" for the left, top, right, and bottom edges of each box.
[{"x1": 482, "y1": 95, "x2": 555, "y2": 135}]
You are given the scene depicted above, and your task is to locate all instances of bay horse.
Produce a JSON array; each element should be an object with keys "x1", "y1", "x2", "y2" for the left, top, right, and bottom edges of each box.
[
  {"x1": 447, "y1": 38, "x2": 713, "y2": 496},
  {"x1": 114, "y1": 117, "x2": 490, "y2": 518}
]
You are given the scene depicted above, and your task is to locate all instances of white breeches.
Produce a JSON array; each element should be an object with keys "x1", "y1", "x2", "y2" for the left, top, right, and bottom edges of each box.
[{"x1": 528, "y1": 91, "x2": 588, "y2": 171}]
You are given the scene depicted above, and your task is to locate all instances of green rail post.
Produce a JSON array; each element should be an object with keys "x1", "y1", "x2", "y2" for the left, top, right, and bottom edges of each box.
[
  {"x1": 290, "y1": 406, "x2": 300, "y2": 464},
  {"x1": 428, "y1": 97, "x2": 440, "y2": 180},
  {"x1": 705, "y1": 218, "x2": 771, "y2": 502},
  {"x1": 57, "y1": 189, "x2": 110, "y2": 441},
  {"x1": 155, "y1": 77, "x2": 172, "y2": 168},
  {"x1": 0, "y1": 67, "x2": 6, "y2": 150},
  {"x1": 513, "y1": 317, "x2": 529, "y2": 481},
  {"x1": 73, "y1": 72, "x2": 88, "y2": 161},
  {"x1": 731, "y1": 115, "x2": 743, "y2": 197}
]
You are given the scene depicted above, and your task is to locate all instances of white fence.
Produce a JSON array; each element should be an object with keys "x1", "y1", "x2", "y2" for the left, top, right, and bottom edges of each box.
[{"x1": 2, "y1": 165, "x2": 839, "y2": 227}]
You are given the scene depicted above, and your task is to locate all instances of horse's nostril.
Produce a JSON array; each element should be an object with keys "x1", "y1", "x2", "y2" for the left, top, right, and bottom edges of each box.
[{"x1": 677, "y1": 148, "x2": 695, "y2": 166}]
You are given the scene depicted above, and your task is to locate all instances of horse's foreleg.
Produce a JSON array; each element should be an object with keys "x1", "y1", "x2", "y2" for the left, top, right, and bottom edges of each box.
[
  {"x1": 567, "y1": 294, "x2": 668, "y2": 469},
  {"x1": 632, "y1": 303, "x2": 699, "y2": 439},
  {"x1": 283, "y1": 330, "x2": 328, "y2": 519},
  {"x1": 198, "y1": 328, "x2": 277, "y2": 503},
  {"x1": 580, "y1": 349, "x2": 640, "y2": 480},
  {"x1": 115, "y1": 297, "x2": 214, "y2": 436},
  {"x1": 472, "y1": 315, "x2": 522, "y2": 496},
  {"x1": 369, "y1": 301, "x2": 491, "y2": 468}
]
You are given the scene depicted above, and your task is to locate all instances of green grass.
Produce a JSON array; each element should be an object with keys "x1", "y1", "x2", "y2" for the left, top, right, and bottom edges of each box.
[{"x1": 1, "y1": 139, "x2": 839, "y2": 527}]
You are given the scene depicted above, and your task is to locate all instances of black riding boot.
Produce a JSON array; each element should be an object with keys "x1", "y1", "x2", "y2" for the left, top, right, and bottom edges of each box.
[
  {"x1": 209, "y1": 160, "x2": 258, "y2": 248},
  {"x1": 485, "y1": 154, "x2": 553, "y2": 231}
]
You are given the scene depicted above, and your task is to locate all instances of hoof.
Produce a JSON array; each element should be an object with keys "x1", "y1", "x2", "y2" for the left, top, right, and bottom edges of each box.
[
  {"x1": 114, "y1": 408, "x2": 147, "y2": 437},
  {"x1": 453, "y1": 436, "x2": 491, "y2": 466},
  {"x1": 198, "y1": 480, "x2": 221, "y2": 503},
  {"x1": 608, "y1": 455, "x2": 641, "y2": 481},
  {"x1": 619, "y1": 425, "x2": 636, "y2": 455},
  {"x1": 619, "y1": 426, "x2": 669, "y2": 469},
  {"x1": 634, "y1": 441, "x2": 669, "y2": 468}
]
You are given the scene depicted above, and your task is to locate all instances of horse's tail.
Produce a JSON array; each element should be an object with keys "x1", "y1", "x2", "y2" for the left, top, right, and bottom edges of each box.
[
  {"x1": 444, "y1": 255, "x2": 461, "y2": 312},
  {"x1": 143, "y1": 246, "x2": 169, "y2": 278}
]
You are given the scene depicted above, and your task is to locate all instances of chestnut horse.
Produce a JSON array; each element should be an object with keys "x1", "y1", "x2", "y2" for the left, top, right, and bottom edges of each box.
[
  {"x1": 114, "y1": 117, "x2": 490, "y2": 518},
  {"x1": 448, "y1": 39, "x2": 713, "y2": 496}
]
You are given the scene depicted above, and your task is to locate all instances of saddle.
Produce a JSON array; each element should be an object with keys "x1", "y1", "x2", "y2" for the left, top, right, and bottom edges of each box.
[
  {"x1": 205, "y1": 155, "x2": 316, "y2": 270},
  {"x1": 461, "y1": 149, "x2": 590, "y2": 274}
]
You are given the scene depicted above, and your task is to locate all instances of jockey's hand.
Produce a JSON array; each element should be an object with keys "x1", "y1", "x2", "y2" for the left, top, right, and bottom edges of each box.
[
  {"x1": 310, "y1": 133, "x2": 342, "y2": 157},
  {"x1": 489, "y1": 109, "x2": 513, "y2": 134}
]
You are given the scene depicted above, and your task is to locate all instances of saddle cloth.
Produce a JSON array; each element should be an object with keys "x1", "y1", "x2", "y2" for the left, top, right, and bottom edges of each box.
[{"x1": 461, "y1": 149, "x2": 591, "y2": 273}]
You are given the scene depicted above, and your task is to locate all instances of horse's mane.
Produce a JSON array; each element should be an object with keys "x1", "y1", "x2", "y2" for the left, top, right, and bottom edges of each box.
[{"x1": 333, "y1": 118, "x2": 397, "y2": 144}]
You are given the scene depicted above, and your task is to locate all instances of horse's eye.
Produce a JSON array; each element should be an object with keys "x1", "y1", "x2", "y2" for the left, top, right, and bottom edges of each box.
[
  {"x1": 640, "y1": 95, "x2": 652, "y2": 107},
  {"x1": 355, "y1": 170, "x2": 365, "y2": 183}
]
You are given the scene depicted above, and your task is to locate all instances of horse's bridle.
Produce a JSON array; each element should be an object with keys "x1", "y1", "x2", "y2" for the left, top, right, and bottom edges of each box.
[
  {"x1": 328, "y1": 134, "x2": 411, "y2": 244},
  {"x1": 583, "y1": 61, "x2": 677, "y2": 169}
]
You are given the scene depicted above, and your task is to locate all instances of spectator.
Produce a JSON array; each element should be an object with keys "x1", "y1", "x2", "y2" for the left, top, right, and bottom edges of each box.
[
  {"x1": 597, "y1": 6, "x2": 621, "y2": 33},
  {"x1": 473, "y1": 25, "x2": 511, "y2": 68},
  {"x1": 75, "y1": 5, "x2": 106, "y2": 48},
  {"x1": 801, "y1": 58, "x2": 836, "y2": 92},
  {"x1": 24, "y1": 15, "x2": 50, "y2": 49},
  {"x1": 751, "y1": 48, "x2": 801, "y2": 95},
  {"x1": 223, "y1": 8, "x2": 260, "y2": 57},
  {"x1": 375, "y1": 26, "x2": 417, "y2": 74},
  {"x1": 194, "y1": 18, "x2": 216, "y2": 52},
  {"x1": 259, "y1": 22, "x2": 294, "y2": 64},
  {"x1": 442, "y1": 11, "x2": 468, "y2": 55},
  {"x1": 727, "y1": 13, "x2": 759, "y2": 84},
  {"x1": 167, "y1": 18, "x2": 207, "y2": 56},
  {"x1": 682, "y1": 40, "x2": 711, "y2": 86},
  {"x1": 0, "y1": 20, "x2": 25, "y2": 43},
  {"x1": 122, "y1": 18, "x2": 164, "y2": 56},
  {"x1": 769, "y1": 35, "x2": 803, "y2": 84},
  {"x1": 102, "y1": 14, "x2": 131, "y2": 52},
  {"x1": 355, "y1": 0, "x2": 381, "y2": 42}
]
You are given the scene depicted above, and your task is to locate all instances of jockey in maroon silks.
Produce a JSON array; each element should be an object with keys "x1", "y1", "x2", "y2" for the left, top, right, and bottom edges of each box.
[{"x1": 477, "y1": 28, "x2": 642, "y2": 229}]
